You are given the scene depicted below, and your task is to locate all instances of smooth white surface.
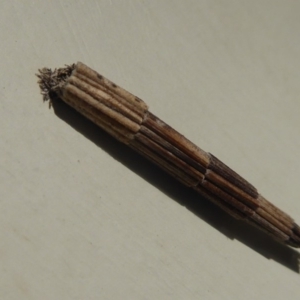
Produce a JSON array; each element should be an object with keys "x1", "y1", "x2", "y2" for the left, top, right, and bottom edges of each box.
[{"x1": 1, "y1": 1, "x2": 300, "y2": 299}]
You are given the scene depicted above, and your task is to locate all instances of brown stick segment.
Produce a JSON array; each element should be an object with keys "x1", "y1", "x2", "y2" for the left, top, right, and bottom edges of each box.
[
  {"x1": 69, "y1": 75, "x2": 144, "y2": 124},
  {"x1": 139, "y1": 125, "x2": 206, "y2": 174},
  {"x1": 73, "y1": 71, "x2": 147, "y2": 121},
  {"x1": 198, "y1": 181, "x2": 294, "y2": 245},
  {"x1": 258, "y1": 195, "x2": 294, "y2": 225},
  {"x1": 289, "y1": 224, "x2": 300, "y2": 247},
  {"x1": 250, "y1": 213, "x2": 290, "y2": 243},
  {"x1": 201, "y1": 180, "x2": 254, "y2": 217},
  {"x1": 133, "y1": 132, "x2": 204, "y2": 187},
  {"x1": 193, "y1": 185, "x2": 245, "y2": 220},
  {"x1": 293, "y1": 223, "x2": 300, "y2": 237},
  {"x1": 73, "y1": 71, "x2": 104, "y2": 90},
  {"x1": 208, "y1": 154, "x2": 258, "y2": 198},
  {"x1": 130, "y1": 139, "x2": 197, "y2": 187},
  {"x1": 257, "y1": 195, "x2": 300, "y2": 244},
  {"x1": 144, "y1": 113, "x2": 210, "y2": 168},
  {"x1": 75, "y1": 62, "x2": 148, "y2": 117},
  {"x1": 201, "y1": 181, "x2": 292, "y2": 243},
  {"x1": 62, "y1": 88, "x2": 133, "y2": 143},
  {"x1": 256, "y1": 207, "x2": 294, "y2": 238},
  {"x1": 65, "y1": 83, "x2": 140, "y2": 134},
  {"x1": 203, "y1": 159, "x2": 299, "y2": 244},
  {"x1": 205, "y1": 169, "x2": 259, "y2": 209}
]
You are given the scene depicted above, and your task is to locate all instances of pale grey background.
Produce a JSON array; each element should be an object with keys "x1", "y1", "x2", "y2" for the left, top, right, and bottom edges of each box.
[{"x1": 1, "y1": 1, "x2": 300, "y2": 299}]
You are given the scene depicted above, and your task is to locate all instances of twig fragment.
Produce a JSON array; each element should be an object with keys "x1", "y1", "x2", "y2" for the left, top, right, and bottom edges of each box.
[{"x1": 37, "y1": 62, "x2": 300, "y2": 248}]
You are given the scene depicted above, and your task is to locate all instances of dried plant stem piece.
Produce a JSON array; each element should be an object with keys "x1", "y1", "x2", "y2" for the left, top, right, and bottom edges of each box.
[{"x1": 37, "y1": 62, "x2": 300, "y2": 248}]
